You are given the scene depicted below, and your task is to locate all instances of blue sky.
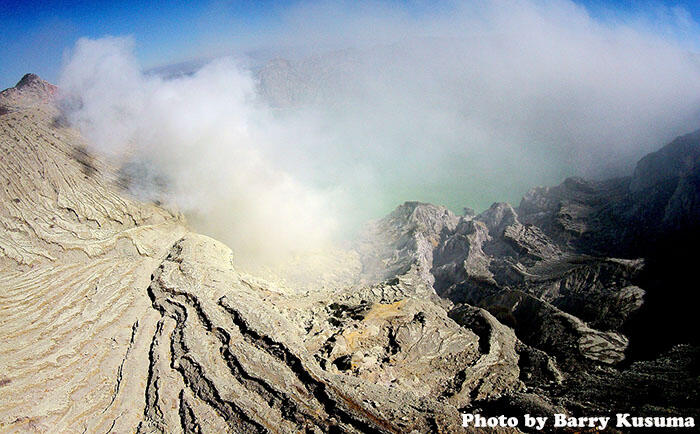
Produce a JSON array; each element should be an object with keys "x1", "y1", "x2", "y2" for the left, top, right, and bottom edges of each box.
[{"x1": 1, "y1": 0, "x2": 699, "y2": 90}]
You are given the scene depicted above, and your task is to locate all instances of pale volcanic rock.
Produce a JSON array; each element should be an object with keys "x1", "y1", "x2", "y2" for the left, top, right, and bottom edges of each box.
[
  {"x1": 0, "y1": 75, "x2": 185, "y2": 432},
  {"x1": 0, "y1": 74, "x2": 58, "y2": 115}
]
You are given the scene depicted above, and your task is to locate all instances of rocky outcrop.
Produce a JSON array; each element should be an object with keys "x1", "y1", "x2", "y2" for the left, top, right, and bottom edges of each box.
[
  {"x1": 367, "y1": 200, "x2": 644, "y2": 355},
  {"x1": 355, "y1": 201, "x2": 462, "y2": 297},
  {"x1": 517, "y1": 130, "x2": 700, "y2": 258},
  {"x1": 630, "y1": 130, "x2": 700, "y2": 193},
  {"x1": 0, "y1": 73, "x2": 57, "y2": 115},
  {"x1": 141, "y1": 234, "x2": 476, "y2": 433}
]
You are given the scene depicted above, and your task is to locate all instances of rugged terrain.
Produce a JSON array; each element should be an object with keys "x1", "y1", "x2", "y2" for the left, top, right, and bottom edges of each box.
[{"x1": 1, "y1": 74, "x2": 698, "y2": 433}]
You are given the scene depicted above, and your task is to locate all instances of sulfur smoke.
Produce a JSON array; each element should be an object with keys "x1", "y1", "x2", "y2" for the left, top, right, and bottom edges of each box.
[
  {"x1": 59, "y1": 37, "x2": 339, "y2": 266},
  {"x1": 58, "y1": 0, "x2": 700, "y2": 267}
]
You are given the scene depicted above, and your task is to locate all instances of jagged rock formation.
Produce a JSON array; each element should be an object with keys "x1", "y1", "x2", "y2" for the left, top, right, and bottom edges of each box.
[
  {"x1": 0, "y1": 74, "x2": 57, "y2": 115},
  {"x1": 1, "y1": 74, "x2": 699, "y2": 433}
]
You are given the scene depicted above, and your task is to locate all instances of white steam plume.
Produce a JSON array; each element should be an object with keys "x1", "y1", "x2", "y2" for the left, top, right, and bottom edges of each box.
[
  {"x1": 59, "y1": 36, "x2": 339, "y2": 266},
  {"x1": 58, "y1": 0, "x2": 700, "y2": 267}
]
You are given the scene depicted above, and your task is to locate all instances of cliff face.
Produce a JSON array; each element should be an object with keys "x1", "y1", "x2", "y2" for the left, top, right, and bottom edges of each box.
[
  {"x1": 517, "y1": 129, "x2": 700, "y2": 258},
  {"x1": 1, "y1": 75, "x2": 698, "y2": 433}
]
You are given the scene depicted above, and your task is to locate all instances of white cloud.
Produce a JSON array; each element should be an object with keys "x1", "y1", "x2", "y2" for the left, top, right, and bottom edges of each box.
[{"x1": 58, "y1": 1, "x2": 700, "y2": 266}]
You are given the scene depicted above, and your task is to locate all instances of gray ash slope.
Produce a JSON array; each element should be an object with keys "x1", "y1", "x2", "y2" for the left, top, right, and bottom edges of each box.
[{"x1": 0, "y1": 73, "x2": 698, "y2": 433}]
